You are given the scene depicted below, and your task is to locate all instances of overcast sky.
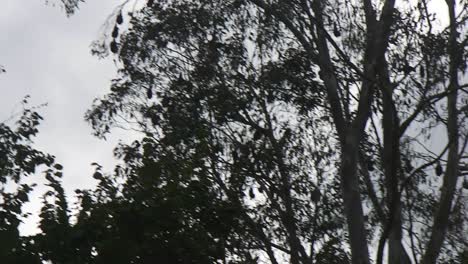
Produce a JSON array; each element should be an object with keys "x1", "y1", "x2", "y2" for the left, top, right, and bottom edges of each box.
[{"x1": 0, "y1": 0, "x2": 132, "y2": 235}]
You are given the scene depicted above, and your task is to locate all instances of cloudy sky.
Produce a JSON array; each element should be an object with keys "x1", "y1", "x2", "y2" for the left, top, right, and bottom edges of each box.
[{"x1": 0, "y1": 0, "x2": 131, "y2": 234}]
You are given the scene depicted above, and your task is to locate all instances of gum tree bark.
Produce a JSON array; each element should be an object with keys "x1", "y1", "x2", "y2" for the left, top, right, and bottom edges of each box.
[
  {"x1": 377, "y1": 62, "x2": 411, "y2": 264},
  {"x1": 422, "y1": 0, "x2": 461, "y2": 263},
  {"x1": 312, "y1": 1, "x2": 397, "y2": 262}
]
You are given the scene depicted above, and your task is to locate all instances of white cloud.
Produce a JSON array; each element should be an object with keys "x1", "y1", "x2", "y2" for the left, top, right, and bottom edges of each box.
[{"x1": 0, "y1": 0, "x2": 134, "y2": 235}]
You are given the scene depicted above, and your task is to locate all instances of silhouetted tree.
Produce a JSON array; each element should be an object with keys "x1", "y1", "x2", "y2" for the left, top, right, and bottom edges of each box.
[
  {"x1": 0, "y1": 98, "x2": 55, "y2": 263},
  {"x1": 81, "y1": 1, "x2": 467, "y2": 263},
  {"x1": 4, "y1": 0, "x2": 467, "y2": 264}
]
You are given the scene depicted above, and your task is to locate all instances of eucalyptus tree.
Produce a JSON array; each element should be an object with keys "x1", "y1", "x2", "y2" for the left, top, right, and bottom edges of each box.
[
  {"x1": 42, "y1": 0, "x2": 467, "y2": 263},
  {"x1": 88, "y1": 0, "x2": 352, "y2": 263},
  {"x1": 358, "y1": 1, "x2": 468, "y2": 263}
]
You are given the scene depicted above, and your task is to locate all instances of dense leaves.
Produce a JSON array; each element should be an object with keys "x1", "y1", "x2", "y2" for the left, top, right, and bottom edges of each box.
[
  {"x1": 79, "y1": 0, "x2": 468, "y2": 263},
  {"x1": 0, "y1": 100, "x2": 55, "y2": 263}
]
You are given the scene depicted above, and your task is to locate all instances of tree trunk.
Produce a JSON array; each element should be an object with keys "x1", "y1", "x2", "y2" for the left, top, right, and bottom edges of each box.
[
  {"x1": 380, "y1": 63, "x2": 411, "y2": 264},
  {"x1": 341, "y1": 132, "x2": 371, "y2": 264},
  {"x1": 421, "y1": 1, "x2": 460, "y2": 263}
]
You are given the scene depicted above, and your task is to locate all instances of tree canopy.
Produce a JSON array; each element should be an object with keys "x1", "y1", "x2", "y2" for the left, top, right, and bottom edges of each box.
[{"x1": 1, "y1": 0, "x2": 467, "y2": 264}]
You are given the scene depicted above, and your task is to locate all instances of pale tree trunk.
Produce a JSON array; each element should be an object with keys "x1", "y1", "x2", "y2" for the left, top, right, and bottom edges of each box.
[
  {"x1": 382, "y1": 104, "x2": 411, "y2": 264},
  {"x1": 311, "y1": 1, "x2": 372, "y2": 262},
  {"x1": 378, "y1": 61, "x2": 411, "y2": 264},
  {"x1": 313, "y1": 0, "x2": 398, "y2": 263},
  {"x1": 341, "y1": 132, "x2": 372, "y2": 264},
  {"x1": 421, "y1": 0, "x2": 460, "y2": 263},
  {"x1": 248, "y1": 0, "x2": 398, "y2": 263}
]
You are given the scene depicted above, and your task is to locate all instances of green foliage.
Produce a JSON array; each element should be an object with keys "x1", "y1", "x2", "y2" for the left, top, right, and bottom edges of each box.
[
  {"x1": 0, "y1": 100, "x2": 55, "y2": 263},
  {"x1": 80, "y1": 0, "x2": 466, "y2": 263},
  {"x1": 82, "y1": 1, "x2": 353, "y2": 262}
]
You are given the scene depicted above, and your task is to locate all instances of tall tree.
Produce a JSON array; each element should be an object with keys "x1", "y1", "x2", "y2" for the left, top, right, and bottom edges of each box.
[
  {"x1": 22, "y1": 0, "x2": 468, "y2": 263},
  {"x1": 421, "y1": 1, "x2": 464, "y2": 263}
]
